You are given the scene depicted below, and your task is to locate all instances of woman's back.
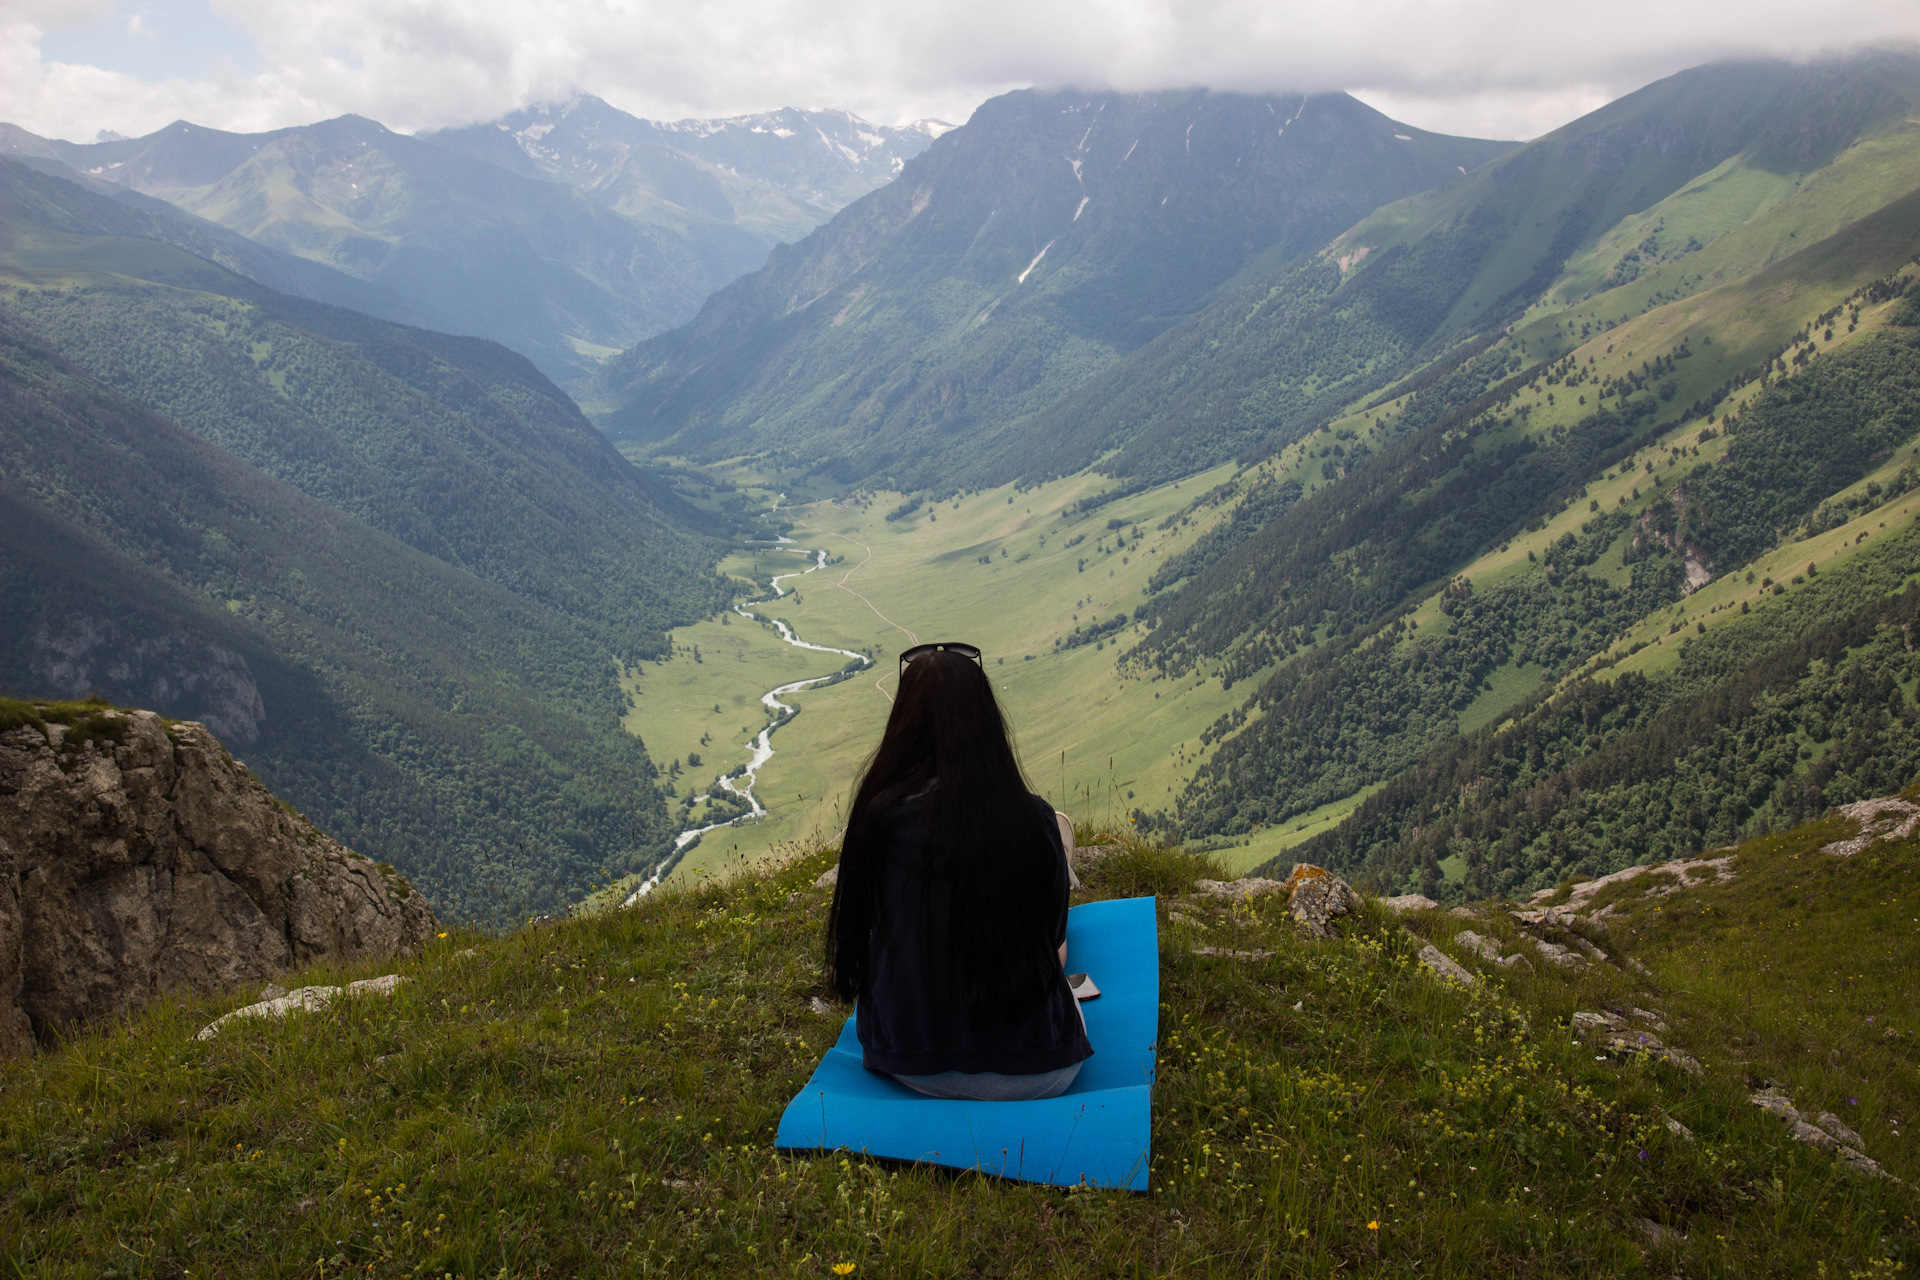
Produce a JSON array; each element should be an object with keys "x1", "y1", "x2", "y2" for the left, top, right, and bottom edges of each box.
[
  {"x1": 826, "y1": 646, "x2": 1093, "y2": 1090},
  {"x1": 855, "y1": 787, "x2": 1087, "y2": 1077}
]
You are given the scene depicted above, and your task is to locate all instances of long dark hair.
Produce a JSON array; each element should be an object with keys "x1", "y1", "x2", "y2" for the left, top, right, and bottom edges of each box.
[{"x1": 825, "y1": 649, "x2": 1058, "y2": 1006}]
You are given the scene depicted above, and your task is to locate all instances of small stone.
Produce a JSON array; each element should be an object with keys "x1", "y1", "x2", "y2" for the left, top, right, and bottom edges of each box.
[
  {"x1": 1749, "y1": 1090, "x2": 1801, "y2": 1123},
  {"x1": 1070, "y1": 843, "x2": 1124, "y2": 869},
  {"x1": 1572, "y1": 1011, "x2": 1622, "y2": 1032},
  {"x1": 1455, "y1": 930, "x2": 1504, "y2": 962},
  {"x1": 808, "y1": 996, "x2": 833, "y2": 1015},
  {"x1": 1628, "y1": 1007, "x2": 1668, "y2": 1032},
  {"x1": 1653, "y1": 1047, "x2": 1704, "y2": 1076},
  {"x1": 1494, "y1": 953, "x2": 1534, "y2": 972},
  {"x1": 1290, "y1": 1000, "x2": 1304, "y2": 1011},
  {"x1": 1417, "y1": 944, "x2": 1476, "y2": 986},
  {"x1": 1665, "y1": 1117, "x2": 1694, "y2": 1140},
  {"x1": 1191, "y1": 946, "x2": 1274, "y2": 961},
  {"x1": 1167, "y1": 911, "x2": 1203, "y2": 928},
  {"x1": 815, "y1": 864, "x2": 840, "y2": 889},
  {"x1": 259, "y1": 983, "x2": 288, "y2": 1001},
  {"x1": 1792, "y1": 1120, "x2": 1840, "y2": 1152},
  {"x1": 1446, "y1": 906, "x2": 1478, "y2": 919},
  {"x1": 1603, "y1": 1028, "x2": 1664, "y2": 1052},
  {"x1": 1380, "y1": 894, "x2": 1440, "y2": 913},
  {"x1": 196, "y1": 975, "x2": 408, "y2": 1040},
  {"x1": 1838, "y1": 1147, "x2": 1891, "y2": 1178},
  {"x1": 1813, "y1": 1113, "x2": 1865, "y2": 1148},
  {"x1": 1530, "y1": 939, "x2": 1588, "y2": 969},
  {"x1": 1560, "y1": 933, "x2": 1610, "y2": 964},
  {"x1": 1635, "y1": 1217, "x2": 1684, "y2": 1246},
  {"x1": 1192, "y1": 877, "x2": 1287, "y2": 901},
  {"x1": 1624, "y1": 956, "x2": 1657, "y2": 982}
]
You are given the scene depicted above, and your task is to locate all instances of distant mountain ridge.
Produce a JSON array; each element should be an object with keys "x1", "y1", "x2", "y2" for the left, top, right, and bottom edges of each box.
[
  {"x1": 0, "y1": 102, "x2": 941, "y2": 389},
  {"x1": 422, "y1": 97, "x2": 948, "y2": 254},
  {"x1": 595, "y1": 88, "x2": 1512, "y2": 486},
  {"x1": 1026, "y1": 52, "x2": 1920, "y2": 487}
]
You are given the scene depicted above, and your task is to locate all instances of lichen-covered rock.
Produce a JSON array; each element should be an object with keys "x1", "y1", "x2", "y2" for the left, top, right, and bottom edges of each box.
[
  {"x1": 195, "y1": 974, "x2": 409, "y2": 1040},
  {"x1": 1283, "y1": 864, "x2": 1358, "y2": 938},
  {"x1": 1814, "y1": 1112, "x2": 1865, "y2": 1148},
  {"x1": 0, "y1": 708, "x2": 435, "y2": 1058},
  {"x1": 1381, "y1": 894, "x2": 1440, "y2": 914}
]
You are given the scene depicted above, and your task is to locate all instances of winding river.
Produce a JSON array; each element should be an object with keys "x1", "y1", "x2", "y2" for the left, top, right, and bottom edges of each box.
[{"x1": 626, "y1": 538, "x2": 869, "y2": 902}]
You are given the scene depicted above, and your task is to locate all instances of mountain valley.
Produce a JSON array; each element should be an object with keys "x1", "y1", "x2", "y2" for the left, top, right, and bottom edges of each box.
[{"x1": 4, "y1": 43, "x2": 1920, "y2": 1275}]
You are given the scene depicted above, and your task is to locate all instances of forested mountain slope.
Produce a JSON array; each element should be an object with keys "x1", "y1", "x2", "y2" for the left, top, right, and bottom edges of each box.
[
  {"x1": 1023, "y1": 53, "x2": 1920, "y2": 486},
  {"x1": 890, "y1": 53, "x2": 1920, "y2": 899},
  {"x1": 0, "y1": 116, "x2": 746, "y2": 386},
  {"x1": 1133, "y1": 191, "x2": 1920, "y2": 894},
  {"x1": 595, "y1": 88, "x2": 1510, "y2": 486},
  {"x1": 0, "y1": 165, "x2": 731, "y2": 925},
  {"x1": 422, "y1": 98, "x2": 944, "y2": 256}
]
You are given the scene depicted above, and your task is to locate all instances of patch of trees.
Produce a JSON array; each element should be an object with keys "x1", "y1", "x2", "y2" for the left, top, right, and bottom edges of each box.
[{"x1": 1272, "y1": 528, "x2": 1920, "y2": 900}]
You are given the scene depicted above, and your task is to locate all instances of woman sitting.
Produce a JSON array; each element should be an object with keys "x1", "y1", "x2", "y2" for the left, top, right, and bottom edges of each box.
[{"x1": 826, "y1": 642, "x2": 1093, "y2": 1101}]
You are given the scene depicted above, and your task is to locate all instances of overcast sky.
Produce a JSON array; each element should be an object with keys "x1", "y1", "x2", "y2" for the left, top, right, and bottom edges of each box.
[{"x1": 4, "y1": 0, "x2": 1918, "y2": 144}]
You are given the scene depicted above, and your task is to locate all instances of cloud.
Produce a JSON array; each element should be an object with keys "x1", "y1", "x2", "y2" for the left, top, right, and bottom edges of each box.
[{"x1": 3, "y1": 0, "x2": 1918, "y2": 143}]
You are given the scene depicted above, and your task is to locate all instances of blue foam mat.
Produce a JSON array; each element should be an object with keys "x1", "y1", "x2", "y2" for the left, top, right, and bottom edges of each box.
[{"x1": 774, "y1": 895, "x2": 1158, "y2": 1190}]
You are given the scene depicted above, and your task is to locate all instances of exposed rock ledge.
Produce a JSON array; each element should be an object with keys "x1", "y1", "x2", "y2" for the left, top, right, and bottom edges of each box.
[{"x1": 0, "y1": 706, "x2": 436, "y2": 1059}]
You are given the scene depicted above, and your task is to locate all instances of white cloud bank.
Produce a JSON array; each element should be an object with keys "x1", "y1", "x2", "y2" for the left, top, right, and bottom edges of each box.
[{"x1": 5, "y1": 0, "x2": 1919, "y2": 143}]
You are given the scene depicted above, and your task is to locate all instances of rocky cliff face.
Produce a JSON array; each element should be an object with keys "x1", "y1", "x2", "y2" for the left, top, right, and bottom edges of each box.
[{"x1": 0, "y1": 703, "x2": 436, "y2": 1058}]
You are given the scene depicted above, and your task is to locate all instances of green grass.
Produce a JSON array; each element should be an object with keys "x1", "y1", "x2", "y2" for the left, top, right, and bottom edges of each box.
[{"x1": 5, "y1": 817, "x2": 1917, "y2": 1277}]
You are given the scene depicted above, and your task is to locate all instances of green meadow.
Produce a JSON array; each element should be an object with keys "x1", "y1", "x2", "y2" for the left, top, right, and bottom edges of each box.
[
  {"x1": 614, "y1": 460, "x2": 1325, "y2": 887},
  {"x1": 6, "y1": 813, "x2": 1916, "y2": 1277}
]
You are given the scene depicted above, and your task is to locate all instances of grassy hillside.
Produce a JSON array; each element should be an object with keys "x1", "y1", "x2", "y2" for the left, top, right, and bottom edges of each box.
[
  {"x1": 1014, "y1": 52, "x2": 1920, "y2": 488},
  {"x1": 1128, "y1": 166, "x2": 1920, "y2": 871},
  {"x1": 3, "y1": 816, "x2": 1914, "y2": 1276},
  {"x1": 595, "y1": 88, "x2": 1509, "y2": 489},
  {"x1": 0, "y1": 166, "x2": 735, "y2": 926},
  {"x1": 0, "y1": 156, "x2": 434, "y2": 328}
]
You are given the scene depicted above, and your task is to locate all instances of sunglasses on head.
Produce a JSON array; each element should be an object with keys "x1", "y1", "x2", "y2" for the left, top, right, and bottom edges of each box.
[{"x1": 898, "y1": 641, "x2": 983, "y2": 672}]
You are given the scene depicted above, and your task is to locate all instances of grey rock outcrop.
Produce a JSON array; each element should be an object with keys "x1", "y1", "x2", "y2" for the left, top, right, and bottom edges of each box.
[
  {"x1": 1416, "y1": 944, "x2": 1477, "y2": 986},
  {"x1": 1747, "y1": 1088, "x2": 1893, "y2": 1177},
  {"x1": 0, "y1": 706, "x2": 436, "y2": 1058},
  {"x1": 1193, "y1": 876, "x2": 1288, "y2": 902},
  {"x1": 1282, "y1": 866, "x2": 1359, "y2": 938},
  {"x1": 196, "y1": 974, "x2": 409, "y2": 1040},
  {"x1": 1819, "y1": 797, "x2": 1920, "y2": 857}
]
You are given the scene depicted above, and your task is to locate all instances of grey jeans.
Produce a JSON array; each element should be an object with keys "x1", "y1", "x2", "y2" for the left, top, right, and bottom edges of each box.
[
  {"x1": 891, "y1": 990, "x2": 1087, "y2": 1101},
  {"x1": 893, "y1": 1060, "x2": 1082, "y2": 1101}
]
